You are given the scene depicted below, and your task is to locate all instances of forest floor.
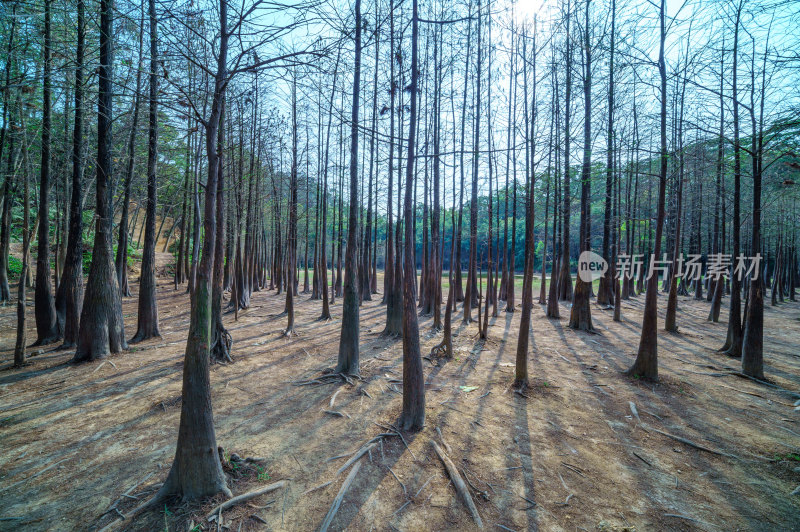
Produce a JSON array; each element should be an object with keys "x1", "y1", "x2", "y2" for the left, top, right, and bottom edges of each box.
[{"x1": 1, "y1": 266, "x2": 800, "y2": 531}]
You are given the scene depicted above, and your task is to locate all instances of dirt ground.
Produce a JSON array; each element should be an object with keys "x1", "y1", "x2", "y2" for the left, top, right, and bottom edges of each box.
[{"x1": 1, "y1": 265, "x2": 799, "y2": 531}]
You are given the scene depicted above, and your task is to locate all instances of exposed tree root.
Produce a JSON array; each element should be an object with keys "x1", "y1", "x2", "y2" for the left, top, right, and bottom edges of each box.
[
  {"x1": 98, "y1": 486, "x2": 166, "y2": 532},
  {"x1": 293, "y1": 371, "x2": 360, "y2": 387},
  {"x1": 205, "y1": 480, "x2": 287, "y2": 521},
  {"x1": 647, "y1": 426, "x2": 740, "y2": 459},
  {"x1": 429, "y1": 340, "x2": 451, "y2": 357},
  {"x1": 323, "y1": 409, "x2": 350, "y2": 418},
  {"x1": 319, "y1": 460, "x2": 362, "y2": 532},
  {"x1": 431, "y1": 440, "x2": 483, "y2": 529},
  {"x1": 100, "y1": 450, "x2": 275, "y2": 530},
  {"x1": 336, "y1": 442, "x2": 377, "y2": 476},
  {"x1": 435, "y1": 426, "x2": 453, "y2": 455},
  {"x1": 329, "y1": 388, "x2": 342, "y2": 408},
  {"x1": 512, "y1": 381, "x2": 528, "y2": 394},
  {"x1": 210, "y1": 326, "x2": 233, "y2": 364}
]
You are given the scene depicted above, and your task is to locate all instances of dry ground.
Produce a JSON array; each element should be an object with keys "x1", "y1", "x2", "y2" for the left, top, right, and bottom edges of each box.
[{"x1": 1, "y1": 267, "x2": 799, "y2": 532}]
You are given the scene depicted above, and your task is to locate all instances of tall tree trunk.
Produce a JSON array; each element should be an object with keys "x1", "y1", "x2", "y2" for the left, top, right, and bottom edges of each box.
[
  {"x1": 721, "y1": 4, "x2": 743, "y2": 357},
  {"x1": 613, "y1": 143, "x2": 622, "y2": 321},
  {"x1": 361, "y1": 27, "x2": 377, "y2": 303},
  {"x1": 742, "y1": 37, "x2": 768, "y2": 379},
  {"x1": 284, "y1": 76, "x2": 299, "y2": 336},
  {"x1": 312, "y1": 103, "x2": 321, "y2": 300},
  {"x1": 399, "y1": 0, "x2": 425, "y2": 432},
  {"x1": 320, "y1": 53, "x2": 340, "y2": 321},
  {"x1": 0, "y1": 134, "x2": 13, "y2": 305},
  {"x1": 34, "y1": 0, "x2": 60, "y2": 346},
  {"x1": 155, "y1": 0, "x2": 231, "y2": 501},
  {"x1": 337, "y1": 0, "x2": 362, "y2": 374},
  {"x1": 303, "y1": 126, "x2": 311, "y2": 294},
  {"x1": 54, "y1": 0, "x2": 85, "y2": 347},
  {"x1": 211, "y1": 99, "x2": 231, "y2": 363},
  {"x1": 175, "y1": 118, "x2": 192, "y2": 288},
  {"x1": 453, "y1": 4, "x2": 471, "y2": 305},
  {"x1": 598, "y1": 0, "x2": 616, "y2": 307},
  {"x1": 13, "y1": 92, "x2": 31, "y2": 366},
  {"x1": 546, "y1": 51, "x2": 561, "y2": 319},
  {"x1": 0, "y1": 4, "x2": 17, "y2": 304},
  {"x1": 665, "y1": 70, "x2": 686, "y2": 333},
  {"x1": 132, "y1": 0, "x2": 161, "y2": 343},
  {"x1": 74, "y1": 0, "x2": 127, "y2": 361},
  {"x1": 539, "y1": 89, "x2": 553, "y2": 306},
  {"x1": 481, "y1": 117, "x2": 494, "y2": 338},
  {"x1": 569, "y1": 0, "x2": 593, "y2": 331},
  {"x1": 558, "y1": 0, "x2": 574, "y2": 303},
  {"x1": 189, "y1": 133, "x2": 202, "y2": 295},
  {"x1": 383, "y1": 0, "x2": 402, "y2": 335},
  {"x1": 116, "y1": 9, "x2": 145, "y2": 300},
  {"x1": 501, "y1": 13, "x2": 515, "y2": 306},
  {"x1": 463, "y1": 0, "x2": 482, "y2": 324},
  {"x1": 515, "y1": 19, "x2": 537, "y2": 388},
  {"x1": 627, "y1": 0, "x2": 667, "y2": 381},
  {"x1": 430, "y1": 23, "x2": 442, "y2": 330}
]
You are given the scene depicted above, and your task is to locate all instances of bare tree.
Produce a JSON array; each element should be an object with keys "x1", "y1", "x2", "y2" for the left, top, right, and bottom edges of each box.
[
  {"x1": 337, "y1": 0, "x2": 362, "y2": 374},
  {"x1": 626, "y1": 0, "x2": 668, "y2": 381},
  {"x1": 33, "y1": 0, "x2": 60, "y2": 346},
  {"x1": 132, "y1": 0, "x2": 162, "y2": 343},
  {"x1": 399, "y1": 0, "x2": 425, "y2": 432}
]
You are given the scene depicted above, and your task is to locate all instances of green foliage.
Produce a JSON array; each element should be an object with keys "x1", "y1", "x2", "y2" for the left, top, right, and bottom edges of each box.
[
  {"x1": 112, "y1": 242, "x2": 140, "y2": 268},
  {"x1": 163, "y1": 504, "x2": 172, "y2": 532},
  {"x1": 82, "y1": 249, "x2": 92, "y2": 274},
  {"x1": 8, "y1": 255, "x2": 23, "y2": 276},
  {"x1": 81, "y1": 211, "x2": 95, "y2": 246},
  {"x1": 256, "y1": 465, "x2": 270, "y2": 482},
  {"x1": 168, "y1": 237, "x2": 181, "y2": 255},
  {"x1": 534, "y1": 240, "x2": 544, "y2": 259}
]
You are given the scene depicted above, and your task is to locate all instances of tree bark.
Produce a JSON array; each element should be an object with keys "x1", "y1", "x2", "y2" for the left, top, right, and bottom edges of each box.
[
  {"x1": 383, "y1": 0, "x2": 402, "y2": 335},
  {"x1": 13, "y1": 91, "x2": 31, "y2": 367},
  {"x1": 626, "y1": 0, "x2": 668, "y2": 381},
  {"x1": 156, "y1": 0, "x2": 231, "y2": 501},
  {"x1": 463, "y1": 0, "x2": 482, "y2": 324},
  {"x1": 337, "y1": 0, "x2": 362, "y2": 374},
  {"x1": 54, "y1": 0, "x2": 85, "y2": 347},
  {"x1": 73, "y1": 0, "x2": 128, "y2": 362},
  {"x1": 34, "y1": 0, "x2": 60, "y2": 346},
  {"x1": 558, "y1": 0, "x2": 574, "y2": 303},
  {"x1": 598, "y1": 0, "x2": 616, "y2": 307},
  {"x1": 742, "y1": 38, "x2": 768, "y2": 379},
  {"x1": 515, "y1": 22, "x2": 538, "y2": 387},
  {"x1": 569, "y1": 0, "x2": 593, "y2": 332},
  {"x1": 132, "y1": 0, "x2": 161, "y2": 343},
  {"x1": 665, "y1": 58, "x2": 687, "y2": 333},
  {"x1": 721, "y1": 4, "x2": 743, "y2": 357},
  {"x1": 399, "y1": 0, "x2": 425, "y2": 432},
  {"x1": 0, "y1": 5, "x2": 17, "y2": 304},
  {"x1": 284, "y1": 77, "x2": 300, "y2": 336},
  {"x1": 116, "y1": 9, "x2": 145, "y2": 300},
  {"x1": 210, "y1": 99, "x2": 231, "y2": 364}
]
